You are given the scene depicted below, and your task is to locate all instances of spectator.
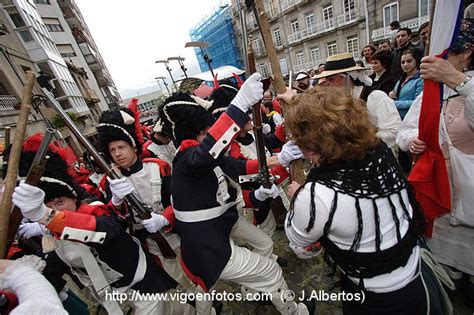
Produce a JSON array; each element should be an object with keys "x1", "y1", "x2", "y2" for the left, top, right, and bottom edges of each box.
[
  {"x1": 361, "y1": 44, "x2": 377, "y2": 66},
  {"x1": 389, "y1": 48, "x2": 424, "y2": 120},
  {"x1": 389, "y1": 20, "x2": 401, "y2": 47},
  {"x1": 417, "y1": 22, "x2": 430, "y2": 54},
  {"x1": 262, "y1": 100, "x2": 283, "y2": 133},
  {"x1": 263, "y1": 90, "x2": 282, "y2": 113},
  {"x1": 317, "y1": 63, "x2": 325, "y2": 73},
  {"x1": 295, "y1": 71, "x2": 311, "y2": 92},
  {"x1": 391, "y1": 28, "x2": 417, "y2": 80},
  {"x1": 378, "y1": 39, "x2": 392, "y2": 52},
  {"x1": 360, "y1": 50, "x2": 396, "y2": 101}
]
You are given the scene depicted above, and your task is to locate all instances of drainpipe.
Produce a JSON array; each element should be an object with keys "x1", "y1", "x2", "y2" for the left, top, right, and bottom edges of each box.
[{"x1": 363, "y1": 0, "x2": 370, "y2": 44}]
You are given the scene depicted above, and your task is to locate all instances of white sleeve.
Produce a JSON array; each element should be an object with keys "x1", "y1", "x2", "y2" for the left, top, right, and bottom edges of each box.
[
  {"x1": 366, "y1": 91, "x2": 402, "y2": 148},
  {"x1": 457, "y1": 73, "x2": 474, "y2": 128},
  {"x1": 284, "y1": 183, "x2": 330, "y2": 258},
  {"x1": 396, "y1": 93, "x2": 423, "y2": 151},
  {"x1": 273, "y1": 113, "x2": 284, "y2": 126},
  {"x1": 6, "y1": 263, "x2": 67, "y2": 315}
]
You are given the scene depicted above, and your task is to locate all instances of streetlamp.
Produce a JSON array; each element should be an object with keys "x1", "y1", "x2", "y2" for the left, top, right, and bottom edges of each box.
[
  {"x1": 168, "y1": 56, "x2": 188, "y2": 78},
  {"x1": 185, "y1": 41, "x2": 215, "y2": 78},
  {"x1": 154, "y1": 76, "x2": 170, "y2": 94},
  {"x1": 155, "y1": 60, "x2": 175, "y2": 84}
]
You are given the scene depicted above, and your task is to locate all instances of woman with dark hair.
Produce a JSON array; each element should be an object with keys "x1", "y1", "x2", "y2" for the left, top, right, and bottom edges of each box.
[
  {"x1": 361, "y1": 44, "x2": 376, "y2": 67},
  {"x1": 278, "y1": 86, "x2": 450, "y2": 314},
  {"x1": 360, "y1": 50, "x2": 396, "y2": 100},
  {"x1": 389, "y1": 48, "x2": 424, "y2": 120}
]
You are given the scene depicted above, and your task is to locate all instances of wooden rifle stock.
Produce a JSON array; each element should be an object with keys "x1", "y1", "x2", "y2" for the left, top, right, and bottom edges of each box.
[
  {"x1": 6, "y1": 129, "x2": 55, "y2": 244},
  {"x1": 41, "y1": 89, "x2": 176, "y2": 259}
]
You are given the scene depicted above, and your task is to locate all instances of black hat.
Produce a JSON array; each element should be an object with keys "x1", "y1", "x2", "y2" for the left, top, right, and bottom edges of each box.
[
  {"x1": 208, "y1": 79, "x2": 239, "y2": 119},
  {"x1": 97, "y1": 100, "x2": 144, "y2": 160},
  {"x1": 159, "y1": 92, "x2": 215, "y2": 146},
  {"x1": 17, "y1": 134, "x2": 83, "y2": 203}
]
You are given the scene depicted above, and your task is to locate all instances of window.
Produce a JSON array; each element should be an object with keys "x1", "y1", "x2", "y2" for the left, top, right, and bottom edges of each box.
[
  {"x1": 57, "y1": 44, "x2": 77, "y2": 58},
  {"x1": 248, "y1": 13, "x2": 257, "y2": 29},
  {"x1": 419, "y1": 0, "x2": 431, "y2": 17},
  {"x1": 310, "y1": 47, "x2": 320, "y2": 66},
  {"x1": 323, "y1": 5, "x2": 334, "y2": 30},
  {"x1": 344, "y1": 0, "x2": 356, "y2": 22},
  {"x1": 7, "y1": 10, "x2": 26, "y2": 28},
  {"x1": 259, "y1": 64, "x2": 269, "y2": 77},
  {"x1": 327, "y1": 41, "x2": 338, "y2": 57},
  {"x1": 273, "y1": 29, "x2": 283, "y2": 48},
  {"x1": 279, "y1": 58, "x2": 289, "y2": 76},
  {"x1": 296, "y1": 51, "x2": 305, "y2": 66},
  {"x1": 305, "y1": 13, "x2": 315, "y2": 32},
  {"x1": 269, "y1": 0, "x2": 278, "y2": 18},
  {"x1": 346, "y1": 36, "x2": 359, "y2": 57},
  {"x1": 383, "y1": 3, "x2": 399, "y2": 29},
  {"x1": 34, "y1": 0, "x2": 50, "y2": 4},
  {"x1": 19, "y1": 30, "x2": 34, "y2": 42},
  {"x1": 290, "y1": 19, "x2": 300, "y2": 40},
  {"x1": 43, "y1": 18, "x2": 63, "y2": 32},
  {"x1": 254, "y1": 38, "x2": 263, "y2": 55}
]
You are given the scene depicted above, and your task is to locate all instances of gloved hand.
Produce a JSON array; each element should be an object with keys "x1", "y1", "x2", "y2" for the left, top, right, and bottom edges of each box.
[
  {"x1": 12, "y1": 181, "x2": 48, "y2": 222},
  {"x1": 109, "y1": 177, "x2": 134, "y2": 206},
  {"x1": 262, "y1": 123, "x2": 271, "y2": 135},
  {"x1": 278, "y1": 141, "x2": 303, "y2": 167},
  {"x1": 347, "y1": 71, "x2": 372, "y2": 87},
  {"x1": 18, "y1": 222, "x2": 44, "y2": 239},
  {"x1": 254, "y1": 184, "x2": 279, "y2": 201},
  {"x1": 141, "y1": 213, "x2": 169, "y2": 233},
  {"x1": 231, "y1": 73, "x2": 263, "y2": 113}
]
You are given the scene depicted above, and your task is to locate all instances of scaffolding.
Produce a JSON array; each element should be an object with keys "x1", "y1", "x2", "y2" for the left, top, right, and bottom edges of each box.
[{"x1": 190, "y1": 5, "x2": 243, "y2": 73}]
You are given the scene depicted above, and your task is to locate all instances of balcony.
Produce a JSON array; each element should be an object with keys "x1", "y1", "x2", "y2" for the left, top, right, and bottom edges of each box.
[
  {"x1": 282, "y1": 0, "x2": 301, "y2": 13},
  {"x1": 71, "y1": 26, "x2": 91, "y2": 44},
  {"x1": 267, "y1": 8, "x2": 280, "y2": 21},
  {"x1": 292, "y1": 61, "x2": 321, "y2": 73},
  {"x1": 0, "y1": 95, "x2": 20, "y2": 111},
  {"x1": 84, "y1": 88, "x2": 100, "y2": 104},
  {"x1": 287, "y1": 8, "x2": 360, "y2": 45},
  {"x1": 372, "y1": 15, "x2": 429, "y2": 41}
]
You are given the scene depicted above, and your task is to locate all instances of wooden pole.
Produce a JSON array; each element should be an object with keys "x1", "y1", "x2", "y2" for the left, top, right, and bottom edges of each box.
[
  {"x1": 4, "y1": 127, "x2": 10, "y2": 147},
  {"x1": 0, "y1": 71, "x2": 35, "y2": 258},
  {"x1": 253, "y1": 0, "x2": 306, "y2": 184}
]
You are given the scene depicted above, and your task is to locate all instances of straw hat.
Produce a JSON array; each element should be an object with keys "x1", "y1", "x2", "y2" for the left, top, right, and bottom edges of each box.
[{"x1": 313, "y1": 53, "x2": 367, "y2": 79}]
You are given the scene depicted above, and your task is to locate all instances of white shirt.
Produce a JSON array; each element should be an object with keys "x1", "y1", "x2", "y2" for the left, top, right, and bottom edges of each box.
[
  {"x1": 285, "y1": 182, "x2": 419, "y2": 293},
  {"x1": 367, "y1": 90, "x2": 402, "y2": 148}
]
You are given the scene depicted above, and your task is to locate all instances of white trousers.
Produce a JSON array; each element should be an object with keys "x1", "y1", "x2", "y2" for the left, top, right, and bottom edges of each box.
[
  {"x1": 132, "y1": 289, "x2": 195, "y2": 315},
  {"x1": 231, "y1": 215, "x2": 274, "y2": 258}
]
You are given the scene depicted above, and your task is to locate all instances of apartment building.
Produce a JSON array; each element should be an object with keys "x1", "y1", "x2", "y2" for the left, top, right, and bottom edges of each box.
[
  {"x1": 123, "y1": 90, "x2": 164, "y2": 124},
  {"x1": 230, "y1": 0, "x2": 431, "y2": 76}
]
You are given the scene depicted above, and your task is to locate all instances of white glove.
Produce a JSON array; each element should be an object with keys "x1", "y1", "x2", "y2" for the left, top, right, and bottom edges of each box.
[
  {"x1": 231, "y1": 73, "x2": 263, "y2": 112},
  {"x1": 141, "y1": 213, "x2": 169, "y2": 233},
  {"x1": 18, "y1": 222, "x2": 44, "y2": 239},
  {"x1": 109, "y1": 177, "x2": 134, "y2": 206},
  {"x1": 278, "y1": 141, "x2": 303, "y2": 167},
  {"x1": 12, "y1": 181, "x2": 48, "y2": 222},
  {"x1": 254, "y1": 184, "x2": 279, "y2": 201},
  {"x1": 262, "y1": 123, "x2": 271, "y2": 135}
]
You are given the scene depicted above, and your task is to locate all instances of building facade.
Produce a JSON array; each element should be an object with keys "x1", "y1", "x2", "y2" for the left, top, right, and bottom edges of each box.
[
  {"x1": 124, "y1": 90, "x2": 164, "y2": 125},
  {"x1": 229, "y1": 0, "x2": 431, "y2": 76},
  {"x1": 190, "y1": 3, "x2": 244, "y2": 73}
]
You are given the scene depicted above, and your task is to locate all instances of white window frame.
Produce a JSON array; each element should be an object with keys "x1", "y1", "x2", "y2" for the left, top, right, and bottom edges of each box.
[
  {"x1": 305, "y1": 13, "x2": 315, "y2": 32},
  {"x1": 254, "y1": 38, "x2": 263, "y2": 55},
  {"x1": 259, "y1": 63, "x2": 269, "y2": 77},
  {"x1": 273, "y1": 29, "x2": 283, "y2": 48},
  {"x1": 343, "y1": 0, "x2": 356, "y2": 22},
  {"x1": 290, "y1": 20, "x2": 299, "y2": 34},
  {"x1": 418, "y1": 0, "x2": 431, "y2": 18},
  {"x1": 346, "y1": 36, "x2": 359, "y2": 57},
  {"x1": 279, "y1": 58, "x2": 289, "y2": 76},
  {"x1": 295, "y1": 51, "x2": 305, "y2": 66},
  {"x1": 310, "y1": 47, "x2": 320, "y2": 67},
  {"x1": 327, "y1": 41, "x2": 338, "y2": 57},
  {"x1": 323, "y1": 5, "x2": 334, "y2": 30},
  {"x1": 269, "y1": 0, "x2": 279, "y2": 18},
  {"x1": 383, "y1": 2, "x2": 399, "y2": 30}
]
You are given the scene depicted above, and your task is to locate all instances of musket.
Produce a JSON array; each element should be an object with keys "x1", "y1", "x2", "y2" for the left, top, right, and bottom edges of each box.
[
  {"x1": 246, "y1": 0, "x2": 307, "y2": 185},
  {"x1": 41, "y1": 89, "x2": 176, "y2": 259},
  {"x1": 247, "y1": 35, "x2": 271, "y2": 188},
  {"x1": 6, "y1": 128, "x2": 55, "y2": 245}
]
